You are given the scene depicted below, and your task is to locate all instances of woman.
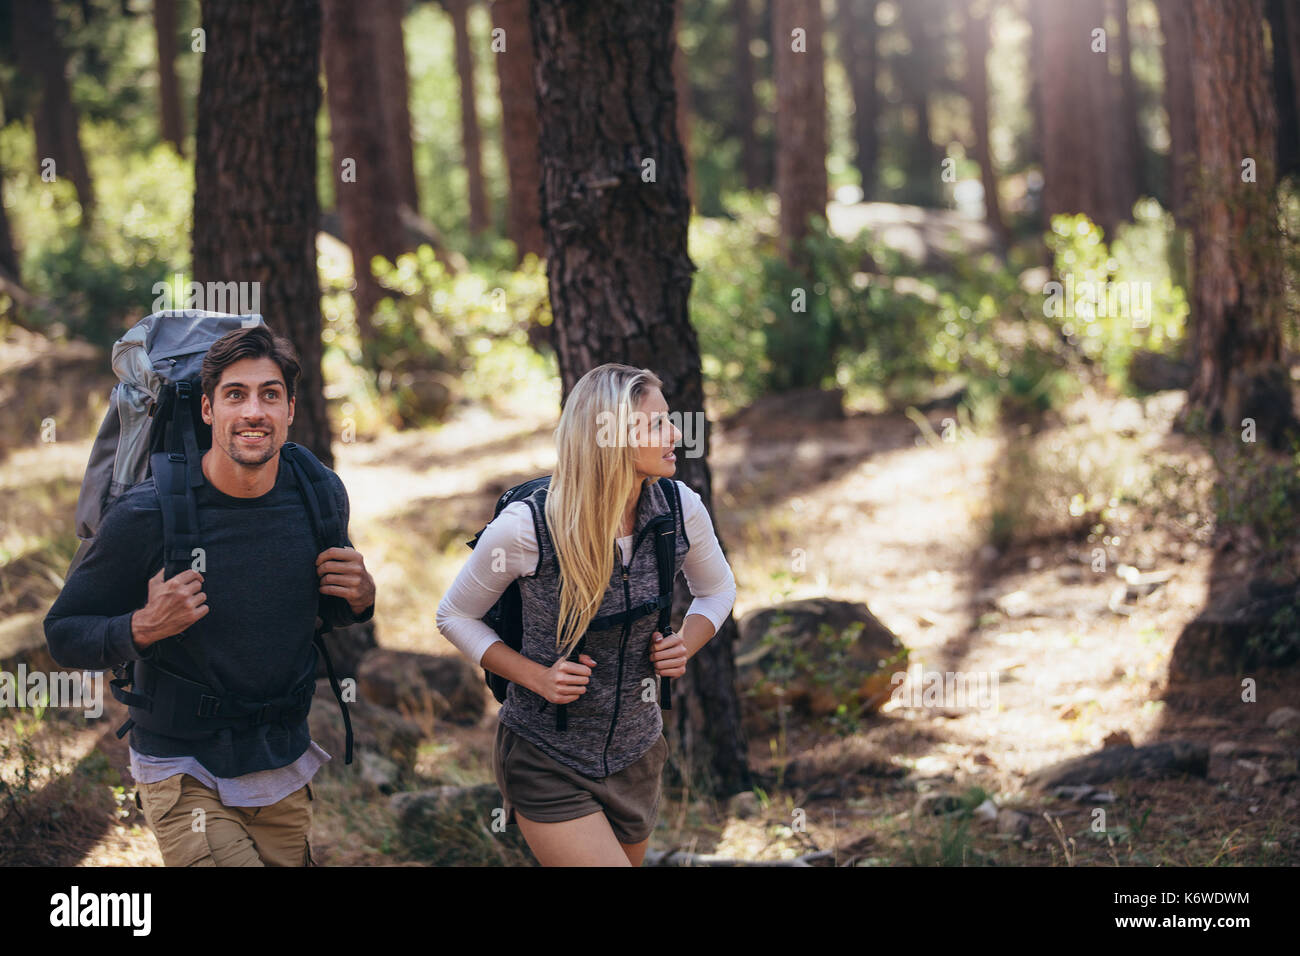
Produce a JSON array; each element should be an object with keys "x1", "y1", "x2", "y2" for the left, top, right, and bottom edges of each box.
[{"x1": 436, "y1": 363, "x2": 736, "y2": 866}]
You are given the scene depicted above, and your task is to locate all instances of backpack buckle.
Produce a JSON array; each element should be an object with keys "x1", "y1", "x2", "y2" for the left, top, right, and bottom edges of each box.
[{"x1": 197, "y1": 695, "x2": 222, "y2": 717}]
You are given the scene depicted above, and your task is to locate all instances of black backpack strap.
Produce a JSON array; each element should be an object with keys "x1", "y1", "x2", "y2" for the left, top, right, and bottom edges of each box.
[
  {"x1": 653, "y1": 478, "x2": 680, "y2": 711},
  {"x1": 149, "y1": 447, "x2": 228, "y2": 698},
  {"x1": 281, "y1": 442, "x2": 353, "y2": 765}
]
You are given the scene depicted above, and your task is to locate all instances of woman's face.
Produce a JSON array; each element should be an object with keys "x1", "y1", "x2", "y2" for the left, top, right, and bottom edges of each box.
[{"x1": 629, "y1": 387, "x2": 682, "y2": 479}]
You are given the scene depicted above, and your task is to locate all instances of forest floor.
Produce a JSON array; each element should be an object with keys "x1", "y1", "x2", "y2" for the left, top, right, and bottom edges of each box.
[{"x1": 2, "y1": 370, "x2": 1298, "y2": 866}]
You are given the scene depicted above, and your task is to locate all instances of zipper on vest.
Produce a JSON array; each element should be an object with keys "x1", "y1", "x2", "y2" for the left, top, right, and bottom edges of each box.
[
  {"x1": 601, "y1": 565, "x2": 633, "y2": 777},
  {"x1": 599, "y1": 516, "x2": 660, "y2": 775}
]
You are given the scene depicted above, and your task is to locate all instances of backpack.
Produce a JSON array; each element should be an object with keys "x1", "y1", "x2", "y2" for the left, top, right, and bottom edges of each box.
[
  {"x1": 466, "y1": 475, "x2": 681, "y2": 732},
  {"x1": 69, "y1": 310, "x2": 354, "y2": 763}
]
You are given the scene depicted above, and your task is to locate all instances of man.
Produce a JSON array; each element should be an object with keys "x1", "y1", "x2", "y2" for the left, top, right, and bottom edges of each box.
[{"x1": 44, "y1": 325, "x2": 375, "y2": 866}]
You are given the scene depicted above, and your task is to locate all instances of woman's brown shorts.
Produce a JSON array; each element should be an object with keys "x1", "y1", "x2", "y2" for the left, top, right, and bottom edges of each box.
[{"x1": 492, "y1": 722, "x2": 668, "y2": 844}]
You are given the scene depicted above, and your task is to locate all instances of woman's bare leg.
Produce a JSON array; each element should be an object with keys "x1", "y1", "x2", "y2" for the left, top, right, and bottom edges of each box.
[
  {"x1": 618, "y1": 836, "x2": 650, "y2": 867},
  {"x1": 516, "y1": 810, "x2": 631, "y2": 866}
]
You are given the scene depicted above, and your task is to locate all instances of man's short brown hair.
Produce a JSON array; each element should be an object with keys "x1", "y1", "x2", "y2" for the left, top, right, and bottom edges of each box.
[{"x1": 201, "y1": 325, "x2": 302, "y2": 405}]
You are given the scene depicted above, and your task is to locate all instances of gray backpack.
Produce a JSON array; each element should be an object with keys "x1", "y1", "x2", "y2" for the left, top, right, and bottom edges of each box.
[{"x1": 69, "y1": 309, "x2": 265, "y2": 575}]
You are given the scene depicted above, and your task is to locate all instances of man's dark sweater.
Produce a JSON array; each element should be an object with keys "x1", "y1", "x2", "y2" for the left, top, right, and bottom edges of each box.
[{"x1": 44, "y1": 453, "x2": 373, "y2": 778}]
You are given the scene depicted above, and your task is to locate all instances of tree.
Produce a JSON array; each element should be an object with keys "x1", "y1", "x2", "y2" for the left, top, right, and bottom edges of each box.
[
  {"x1": 896, "y1": 0, "x2": 944, "y2": 206},
  {"x1": 153, "y1": 0, "x2": 184, "y2": 156},
  {"x1": 1157, "y1": 0, "x2": 1195, "y2": 224},
  {"x1": 1179, "y1": 0, "x2": 1297, "y2": 448},
  {"x1": 447, "y1": 0, "x2": 490, "y2": 234},
  {"x1": 491, "y1": 0, "x2": 544, "y2": 259},
  {"x1": 837, "y1": 0, "x2": 879, "y2": 200},
  {"x1": 773, "y1": 0, "x2": 828, "y2": 261},
  {"x1": 12, "y1": 0, "x2": 95, "y2": 215},
  {"x1": 374, "y1": 0, "x2": 421, "y2": 214},
  {"x1": 963, "y1": 0, "x2": 1007, "y2": 246},
  {"x1": 321, "y1": 0, "x2": 405, "y2": 343},
  {"x1": 1035, "y1": 0, "x2": 1129, "y2": 238},
  {"x1": 1267, "y1": 0, "x2": 1300, "y2": 180},
  {"x1": 732, "y1": 0, "x2": 764, "y2": 191},
  {"x1": 192, "y1": 0, "x2": 333, "y2": 466},
  {"x1": 673, "y1": 0, "x2": 696, "y2": 207},
  {"x1": 1114, "y1": 0, "x2": 1144, "y2": 203},
  {"x1": 530, "y1": 0, "x2": 751, "y2": 797}
]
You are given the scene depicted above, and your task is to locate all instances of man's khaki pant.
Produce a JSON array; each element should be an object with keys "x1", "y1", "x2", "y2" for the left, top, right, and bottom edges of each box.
[{"x1": 133, "y1": 773, "x2": 315, "y2": 867}]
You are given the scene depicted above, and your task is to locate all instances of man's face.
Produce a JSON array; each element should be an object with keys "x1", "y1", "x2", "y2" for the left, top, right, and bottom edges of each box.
[{"x1": 200, "y1": 356, "x2": 295, "y2": 468}]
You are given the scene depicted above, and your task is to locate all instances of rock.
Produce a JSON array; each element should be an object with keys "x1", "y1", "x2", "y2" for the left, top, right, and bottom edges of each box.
[
  {"x1": 1128, "y1": 348, "x2": 1191, "y2": 393},
  {"x1": 308, "y1": 679, "x2": 423, "y2": 780},
  {"x1": 1025, "y1": 741, "x2": 1209, "y2": 791},
  {"x1": 1049, "y1": 785, "x2": 1117, "y2": 803},
  {"x1": 1057, "y1": 565, "x2": 1084, "y2": 584},
  {"x1": 974, "y1": 798, "x2": 999, "y2": 823},
  {"x1": 1266, "y1": 707, "x2": 1300, "y2": 733},
  {"x1": 390, "y1": 783, "x2": 502, "y2": 832},
  {"x1": 914, "y1": 792, "x2": 963, "y2": 816},
  {"x1": 997, "y1": 808, "x2": 1032, "y2": 840},
  {"x1": 728, "y1": 791, "x2": 762, "y2": 820},
  {"x1": 359, "y1": 751, "x2": 401, "y2": 792},
  {"x1": 357, "y1": 648, "x2": 486, "y2": 726},
  {"x1": 724, "y1": 386, "x2": 845, "y2": 430},
  {"x1": 314, "y1": 620, "x2": 378, "y2": 680},
  {"x1": 1172, "y1": 584, "x2": 1300, "y2": 678},
  {"x1": 1103, "y1": 730, "x2": 1134, "y2": 749},
  {"x1": 735, "y1": 599, "x2": 907, "y2": 732}
]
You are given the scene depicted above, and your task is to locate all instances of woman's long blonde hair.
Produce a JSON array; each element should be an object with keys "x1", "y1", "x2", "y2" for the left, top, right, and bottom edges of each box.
[{"x1": 545, "y1": 363, "x2": 664, "y2": 658}]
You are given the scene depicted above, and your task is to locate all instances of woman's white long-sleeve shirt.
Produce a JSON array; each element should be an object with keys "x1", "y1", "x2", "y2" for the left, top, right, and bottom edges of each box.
[{"x1": 436, "y1": 480, "x2": 737, "y2": 665}]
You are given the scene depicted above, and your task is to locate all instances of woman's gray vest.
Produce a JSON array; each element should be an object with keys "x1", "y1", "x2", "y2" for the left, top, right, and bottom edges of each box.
[{"x1": 498, "y1": 478, "x2": 690, "y2": 778}]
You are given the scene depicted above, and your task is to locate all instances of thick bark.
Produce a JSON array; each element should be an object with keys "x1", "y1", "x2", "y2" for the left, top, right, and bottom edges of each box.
[
  {"x1": 1180, "y1": 0, "x2": 1297, "y2": 448},
  {"x1": 530, "y1": 0, "x2": 751, "y2": 798},
  {"x1": 1158, "y1": 0, "x2": 1196, "y2": 224},
  {"x1": 773, "y1": 0, "x2": 828, "y2": 260},
  {"x1": 153, "y1": 0, "x2": 184, "y2": 156},
  {"x1": 193, "y1": 0, "x2": 333, "y2": 467},
  {"x1": 838, "y1": 0, "x2": 879, "y2": 200},
  {"x1": 1267, "y1": 0, "x2": 1300, "y2": 179},
  {"x1": 1036, "y1": 0, "x2": 1123, "y2": 237},
  {"x1": 12, "y1": 0, "x2": 95, "y2": 215},
  {"x1": 448, "y1": 0, "x2": 490, "y2": 234},
  {"x1": 374, "y1": 0, "x2": 421, "y2": 215},
  {"x1": 963, "y1": 0, "x2": 1007, "y2": 246},
  {"x1": 491, "y1": 0, "x2": 544, "y2": 259},
  {"x1": 732, "y1": 0, "x2": 763, "y2": 190},
  {"x1": 321, "y1": 0, "x2": 404, "y2": 342}
]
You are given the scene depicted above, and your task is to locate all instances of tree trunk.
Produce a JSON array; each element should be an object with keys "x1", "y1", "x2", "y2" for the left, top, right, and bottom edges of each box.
[
  {"x1": 1179, "y1": 0, "x2": 1297, "y2": 448},
  {"x1": 193, "y1": 0, "x2": 333, "y2": 467},
  {"x1": 673, "y1": 0, "x2": 696, "y2": 208},
  {"x1": 321, "y1": 0, "x2": 404, "y2": 342},
  {"x1": 448, "y1": 0, "x2": 490, "y2": 234},
  {"x1": 963, "y1": 0, "x2": 1007, "y2": 246},
  {"x1": 732, "y1": 0, "x2": 764, "y2": 191},
  {"x1": 373, "y1": 0, "x2": 421, "y2": 215},
  {"x1": 838, "y1": 0, "x2": 879, "y2": 200},
  {"x1": 896, "y1": 0, "x2": 943, "y2": 206},
  {"x1": 773, "y1": 0, "x2": 828, "y2": 261},
  {"x1": 491, "y1": 0, "x2": 544, "y2": 260},
  {"x1": 530, "y1": 0, "x2": 751, "y2": 798},
  {"x1": 153, "y1": 0, "x2": 184, "y2": 156},
  {"x1": 1036, "y1": 0, "x2": 1123, "y2": 237},
  {"x1": 12, "y1": 0, "x2": 95, "y2": 215},
  {"x1": 1158, "y1": 0, "x2": 1196, "y2": 224},
  {"x1": 1267, "y1": 0, "x2": 1300, "y2": 179},
  {"x1": 1114, "y1": 0, "x2": 1143, "y2": 219}
]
